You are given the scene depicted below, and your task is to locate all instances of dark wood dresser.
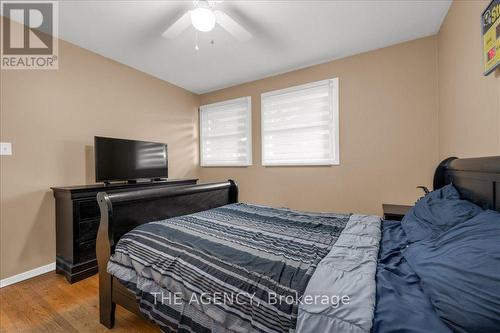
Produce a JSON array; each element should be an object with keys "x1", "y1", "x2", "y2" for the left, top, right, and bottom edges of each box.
[{"x1": 51, "y1": 178, "x2": 198, "y2": 283}]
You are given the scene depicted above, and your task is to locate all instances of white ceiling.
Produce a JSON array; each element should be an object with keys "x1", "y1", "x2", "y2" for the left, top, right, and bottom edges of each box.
[{"x1": 57, "y1": 0, "x2": 451, "y2": 94}]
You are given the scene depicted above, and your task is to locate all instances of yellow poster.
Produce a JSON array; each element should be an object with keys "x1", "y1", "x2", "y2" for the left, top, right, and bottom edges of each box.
[{"x1": 483, "y1": 0, "x2": 500, "y2": 75}]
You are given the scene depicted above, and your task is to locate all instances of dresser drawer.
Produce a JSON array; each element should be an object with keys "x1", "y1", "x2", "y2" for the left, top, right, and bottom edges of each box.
[
  {"x1": 77, "y1": 200, "x2": 100, "y2": 220},
  {"x1": 78, "y1": 240, "x2": 96, "y2": 262},
  {"x1": 78, "y1": 218, "x2": 99, "y2": 243}
]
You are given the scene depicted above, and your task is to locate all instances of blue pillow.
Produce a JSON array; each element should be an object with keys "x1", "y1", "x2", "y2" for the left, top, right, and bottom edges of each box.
[
  {"x1": 404, "y1": 210, "x2": 500, "y2": 333},
  {"x1": 426, "y1": 183, "x2": 460, "y2": 200},
  {"x1": 401, "y1": 184, "x2": 482, "y2": 242}
]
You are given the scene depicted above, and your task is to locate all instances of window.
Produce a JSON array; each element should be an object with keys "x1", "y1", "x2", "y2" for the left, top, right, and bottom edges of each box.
[
  {"x1": 200, "y1": 97, "x2": 252, "y2": 166},
  {"x1": 261, "y1": 78, "x2": 339, "y2": 166}
]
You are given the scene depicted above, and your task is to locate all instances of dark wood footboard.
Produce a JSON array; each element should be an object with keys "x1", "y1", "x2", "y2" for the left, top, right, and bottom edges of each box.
[{"x1": 96, "y1": 180, "x2": 238, "y2": 328}]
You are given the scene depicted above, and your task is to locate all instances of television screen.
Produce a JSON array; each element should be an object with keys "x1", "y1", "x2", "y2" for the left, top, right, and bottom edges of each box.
[{"x1": 94, "y1": 136, "x2": 168, "y2": 182}]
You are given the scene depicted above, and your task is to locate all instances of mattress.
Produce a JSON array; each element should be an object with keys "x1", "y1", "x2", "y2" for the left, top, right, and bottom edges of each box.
[{"x1": 107, "y1": 203, "x2": 381, "y2": 333}]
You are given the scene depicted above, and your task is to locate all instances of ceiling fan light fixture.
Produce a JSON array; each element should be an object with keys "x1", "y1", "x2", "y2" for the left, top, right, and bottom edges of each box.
[{"x1": 191, "y1": 7, "x2": 216, "y2": 32}]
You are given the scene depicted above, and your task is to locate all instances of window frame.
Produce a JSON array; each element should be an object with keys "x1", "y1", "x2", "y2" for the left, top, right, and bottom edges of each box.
[
  {"x1": 199, "y1": 96, "x2": 252, "y2": 167},
  {"x1": 260, "y1": 78, "x2": 339, "y2": 167}
]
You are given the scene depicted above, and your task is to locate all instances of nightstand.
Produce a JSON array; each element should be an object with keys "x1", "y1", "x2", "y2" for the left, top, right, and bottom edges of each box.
[{"x1": 382, "y1": 204, "x2": 413, "y2": 221}]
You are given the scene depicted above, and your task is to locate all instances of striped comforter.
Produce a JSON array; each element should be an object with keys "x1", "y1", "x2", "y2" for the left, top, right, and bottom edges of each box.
[{"x1": 108, "y1": 203, "x2": 351, "y2": 333}]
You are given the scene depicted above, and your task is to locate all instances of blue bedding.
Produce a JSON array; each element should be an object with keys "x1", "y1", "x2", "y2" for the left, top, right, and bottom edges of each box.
[
  {"x1": 404, "y1": 210, "x2": 500, "y2": 333},
  {"x1": 372, "y1": 221, "x2": 452, "y2": 333},
  {"x1": 375, "y1": 183, "x2": 500, "y2": 333},
  {"x1": 107, "y1": 203, "x2": 353, "y2": 333},
  {"x1": 401, "y1": 184, "x2": 482, "y2": 243}
]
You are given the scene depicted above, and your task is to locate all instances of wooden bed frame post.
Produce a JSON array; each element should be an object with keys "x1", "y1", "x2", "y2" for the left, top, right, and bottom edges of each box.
[
  {"x1": 228, "y1": 179, "x2": 238, "y2": 203},
  {"x1": 96, "y1": 193, "x2": 115, "y2": 328}
]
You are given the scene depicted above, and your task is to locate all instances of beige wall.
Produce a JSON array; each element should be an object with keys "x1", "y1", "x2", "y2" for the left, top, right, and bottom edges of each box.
[
  {"x1": 199, "y1": 37, "x2": 439, "y2": 216},
  {"x1": 4, "y1": 0, "x2": 499, "y2": 282},
  {"x1": 438, "y1": 0, "x2": 500, "y2": 158},
  {"x1": 0, "y1": 37, "x2": 200, "y2": 279}
]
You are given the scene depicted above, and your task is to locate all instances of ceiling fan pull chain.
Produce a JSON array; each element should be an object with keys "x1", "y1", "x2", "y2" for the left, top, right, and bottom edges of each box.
[{"x1": 195, "y1": 30, "x2": 200, "y2": 51}]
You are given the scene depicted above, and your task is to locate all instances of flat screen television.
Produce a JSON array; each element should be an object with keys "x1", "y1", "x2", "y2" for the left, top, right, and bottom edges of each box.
[{"x1": 94, "y1": 136, "x2": 168, "y2": 183}]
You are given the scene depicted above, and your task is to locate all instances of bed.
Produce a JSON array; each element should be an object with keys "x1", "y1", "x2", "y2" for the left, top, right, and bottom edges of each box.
[{"x1": 96, "y1": 156, "x2": 500, "y2": 333}]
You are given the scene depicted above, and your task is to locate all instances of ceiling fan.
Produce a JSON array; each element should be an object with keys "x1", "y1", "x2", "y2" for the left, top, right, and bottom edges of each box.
[{"x1": 162, "y1": 0, "x2": 252, "y2": 42}]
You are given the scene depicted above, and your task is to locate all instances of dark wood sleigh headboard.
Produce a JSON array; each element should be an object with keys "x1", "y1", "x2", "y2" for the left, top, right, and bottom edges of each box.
[
  {"x1": 433, "y1": 156, "x2": 500, "y2": 212},
  {"x1": 97, "y1": 180, "x2": 238, "y2": 249},
  {"x1": 96, "y1": 180, "x2": 238, "y2": 327}
]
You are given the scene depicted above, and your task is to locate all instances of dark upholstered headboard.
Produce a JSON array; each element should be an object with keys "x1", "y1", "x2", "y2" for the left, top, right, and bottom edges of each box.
[{"x1": 433, "y1": 156, "x2": 500, "y2": 212}]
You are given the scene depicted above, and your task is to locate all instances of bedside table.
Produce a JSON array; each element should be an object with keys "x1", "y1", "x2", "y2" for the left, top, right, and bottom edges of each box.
[{"x1": 382, "y1": 204, "x2": 412, "y2": 221}]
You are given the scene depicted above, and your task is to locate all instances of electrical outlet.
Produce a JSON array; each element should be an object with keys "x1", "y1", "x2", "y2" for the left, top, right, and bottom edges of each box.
[{"x1": 0, "y1": 142, "x2": 12, "y2": 156}]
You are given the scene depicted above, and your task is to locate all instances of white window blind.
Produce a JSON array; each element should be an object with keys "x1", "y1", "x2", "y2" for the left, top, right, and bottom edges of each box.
[
  {"x1": 200, "y1": 97, "x2": 252, "y2": 166},
  {"x1": 261, "y1": 78, "x2": 339, "y2": 166}
]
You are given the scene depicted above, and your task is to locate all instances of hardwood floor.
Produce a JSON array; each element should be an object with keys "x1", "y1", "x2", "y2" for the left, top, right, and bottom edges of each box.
[{"x1": 0, "y1": 273, "x2": 159, "y2": 333}]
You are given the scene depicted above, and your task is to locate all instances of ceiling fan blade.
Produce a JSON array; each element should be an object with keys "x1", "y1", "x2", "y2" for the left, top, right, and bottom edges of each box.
[
  {"x1": 214, "y1": 10, "x2": 252, "y2": 41},
  {"x1": 162, "y1": 11, "x2": 192, "y2": 39}
]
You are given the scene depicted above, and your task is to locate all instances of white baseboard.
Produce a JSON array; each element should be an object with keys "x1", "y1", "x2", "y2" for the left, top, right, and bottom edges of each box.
[{"x1": 0, "y1": 262, "x2": 56, "y2": 288}]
